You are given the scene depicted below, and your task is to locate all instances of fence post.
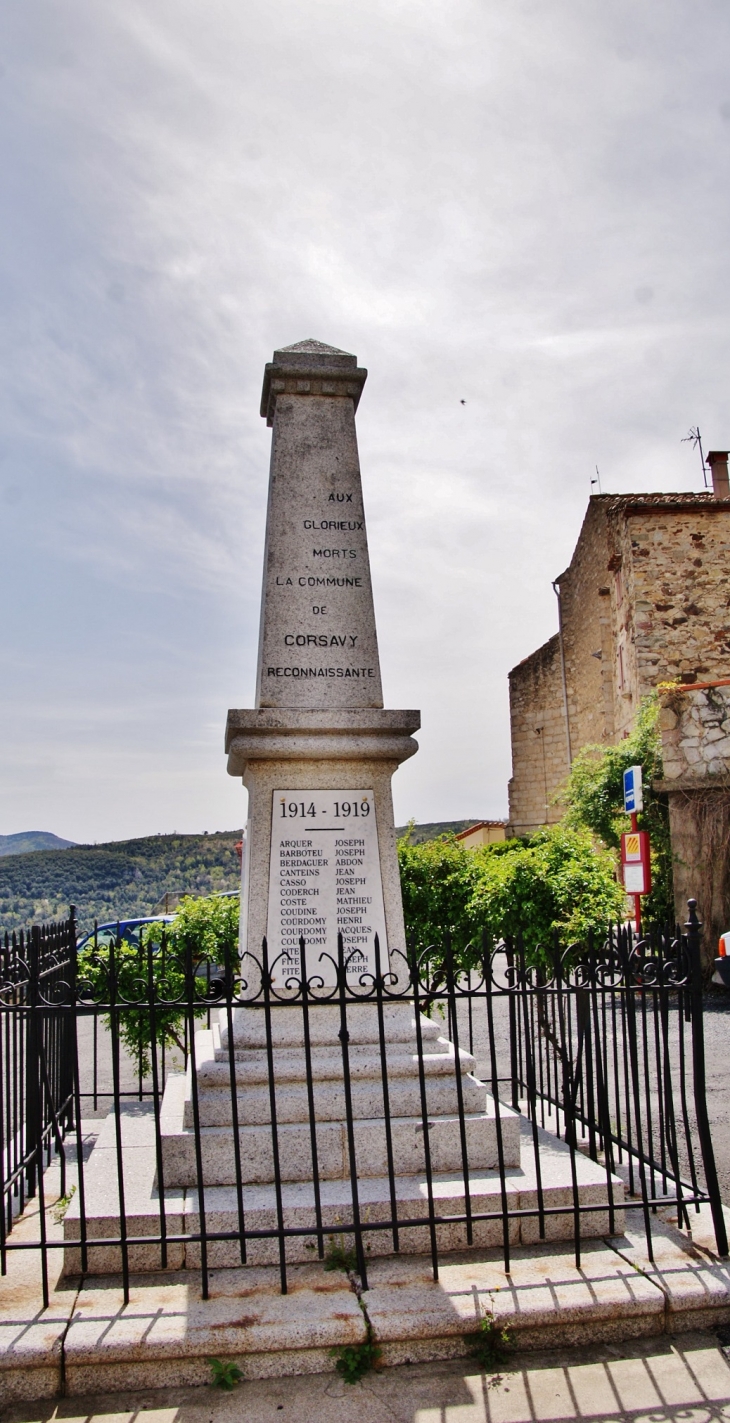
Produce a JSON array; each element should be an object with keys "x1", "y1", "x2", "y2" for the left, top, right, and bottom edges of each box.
[
  {"x1": 68, "y1": 906, "x2": 88, "y2": 1273},
  {"x1": 336, "y1": 933, "x2": 368, "y2": 1287},
  {"x1": 25, "y1": 928, "x2": 41, "y2": 1199},
  {"x1": 62, "y1": 908, "x2": 77, "y2": 1130},
  {"x1": 687, "y1": 900, "x2": 728, "y2": 1256},
  {"x1": 505, "y1": 941, "x2": 520, "y2": 1109}
]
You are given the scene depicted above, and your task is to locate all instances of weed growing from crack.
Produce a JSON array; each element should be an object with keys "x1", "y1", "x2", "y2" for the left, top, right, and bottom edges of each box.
[
  {"x1": 463, "y1": 1311, "x2": 514, "y2": 1370},
  {"x1": 208, "y1": 1357, "x2": 243, "y2": 1390},
  {"x1": 324, "y1": 1236, "x2": 358, "y2": 1273},
  {"x1": 331, "y1": 1325, "x2": 381, "y2": 1384},
  {"x1": 52, "y1": 1186, "x2": 76, "y2": 1223}
]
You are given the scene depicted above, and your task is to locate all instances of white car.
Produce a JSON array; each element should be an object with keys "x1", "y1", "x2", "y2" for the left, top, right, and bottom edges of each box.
[{"x1": 713, "y1": 931, "x2": 730, "y2": 986}]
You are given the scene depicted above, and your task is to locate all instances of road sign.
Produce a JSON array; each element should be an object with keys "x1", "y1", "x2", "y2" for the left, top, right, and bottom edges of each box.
[
  {"x1": 621, "y1": 830, "x2": 652, "y2": 895},
  {"x1": 623, "y1": 765, "x2": 643, "y2": 814}
]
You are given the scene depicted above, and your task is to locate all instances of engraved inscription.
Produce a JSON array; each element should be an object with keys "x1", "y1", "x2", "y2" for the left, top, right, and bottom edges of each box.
[
  {"x1": 267, "y1": 789, "x2": 387, "y2": 985},
  {"x1": 255, "y1": 408, "x2": 383, "y2": 706}
]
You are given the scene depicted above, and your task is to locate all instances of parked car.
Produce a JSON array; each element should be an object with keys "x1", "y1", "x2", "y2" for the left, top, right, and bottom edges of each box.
[
  {"x1": 76, "y1": 915, "x2": 230, "y2": 993},
  {"x1": 713, "y1": 931, "x2": 730, "y2": 987},
  {"x1": 76, "y1": 916, "x2": 174, "y2": 953}
]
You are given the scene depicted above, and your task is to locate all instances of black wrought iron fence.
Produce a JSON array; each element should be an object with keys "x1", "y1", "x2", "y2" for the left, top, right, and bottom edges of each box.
[
  {"x1": 0, "y1": 915, "x2": 76, "y2": 1251},
  {"x1": 0, "y1": 901, "x2": 725, "y2": 1311}
]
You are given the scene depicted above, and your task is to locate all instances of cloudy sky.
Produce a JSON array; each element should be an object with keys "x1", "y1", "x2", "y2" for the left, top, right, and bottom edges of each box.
[{"x1": 2, "y1": 0, "x2": 729, "y2": 845}]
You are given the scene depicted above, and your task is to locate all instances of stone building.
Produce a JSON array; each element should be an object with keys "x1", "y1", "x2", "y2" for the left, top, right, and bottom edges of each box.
[{"x1": 506, "y1": 454, "x2": 730, "y2": 945}]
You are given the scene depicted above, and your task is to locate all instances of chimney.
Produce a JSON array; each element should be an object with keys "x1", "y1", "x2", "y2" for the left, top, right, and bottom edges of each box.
[{"x1": 706, "y1": 450, "x2": 730, "y2": 500}]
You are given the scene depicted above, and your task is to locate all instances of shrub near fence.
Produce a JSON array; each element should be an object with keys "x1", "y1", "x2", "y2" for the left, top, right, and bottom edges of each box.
[{"x1": 0, "y1": 902, "x2": 726, "y2": 1309}]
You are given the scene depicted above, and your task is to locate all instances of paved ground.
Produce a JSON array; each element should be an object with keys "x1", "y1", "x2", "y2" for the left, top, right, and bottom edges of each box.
[{"x1": 4, "y1": 1331, "x2": 730, "y2": 1422}]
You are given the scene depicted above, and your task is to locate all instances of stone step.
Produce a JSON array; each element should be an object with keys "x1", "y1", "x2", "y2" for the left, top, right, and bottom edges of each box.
[
  {"x1": 206, "y1": 1041, "x2": 478, "y2": 1081},
  {"x1": 184, "y1": 1134, "x2": 625, "y2": 1268},
  {"x1": 64, "y1": 1104, "x2": 623, "y2": 1276},
  {"x1": 52, "y1": 1218, "x2": 728, "y2": 1394},
  {"x1": 188, "y1": 1074, "x2": 490, "y2": 1126},
  {"x1": 163, "y1": 1107, "x2": 521, "y2": 1185},
  {"x1": 222, "y1": 1001, "x2": 445, "y2": 1051},
  {"x1": 39, "y1": 1215, "x2": 730, "y2": 1396}
]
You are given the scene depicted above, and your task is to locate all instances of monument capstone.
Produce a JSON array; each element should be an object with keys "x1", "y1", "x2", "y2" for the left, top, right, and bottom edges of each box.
[{"x1": 226, "y1": 339, "x2": 420, "y2": 984}]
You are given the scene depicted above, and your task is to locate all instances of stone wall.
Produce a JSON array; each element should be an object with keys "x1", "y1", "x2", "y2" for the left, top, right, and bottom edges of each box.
[
  {"x1": 656, "y1": 681, "x2": 730, "y2": 954},
  {"x1": 559, "y1": 500, "x2": 619, "y2": 752},
  {"x1": 507, "y1": 635, "x2": 569, "y2": 836},
  {"x1": 620, "y1": 503, "x2": 730, "y2": 694},
  {"x1": 507, "y1": 493, "x2": 730, "y2": 844},
  {"x1": 659, "y1": 681, "x2": 730, "y2": 784}
]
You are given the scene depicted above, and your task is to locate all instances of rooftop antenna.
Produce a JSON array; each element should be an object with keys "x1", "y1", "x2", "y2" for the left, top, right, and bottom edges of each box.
[
  {"x1": 682, "y1": 426, "x2": 709, "y2": 489},
  {"x1": 590, "y1": 465, "x2": 602, "y2": 495}
]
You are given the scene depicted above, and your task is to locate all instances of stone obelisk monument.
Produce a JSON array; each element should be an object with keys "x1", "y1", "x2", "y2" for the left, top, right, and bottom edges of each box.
[{"x1": 226, "y1": 340, "x2": 420, "y2": 983}]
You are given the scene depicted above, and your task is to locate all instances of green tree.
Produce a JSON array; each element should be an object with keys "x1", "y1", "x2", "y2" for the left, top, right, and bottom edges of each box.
[
  {"x1": 397, "y1": 829, "x2": 479, "y2": 958},
  {"x1": 77, "y1": 894, "x2": 240, "y2": 1072},
  {"x1": 397, "y1": 825, "x2": 624, "y2": 969},
  {"x1": 467, "y1": 826, "x2": 625, "y2": 964},
  {"x1": 562, "y1": 694, "x2": 674, "y2": 925}
]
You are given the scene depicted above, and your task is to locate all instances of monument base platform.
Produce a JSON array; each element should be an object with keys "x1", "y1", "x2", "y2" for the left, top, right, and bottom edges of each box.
[{"x1": 63, "y1": 1104, "x2": 624, "y2": 1275}]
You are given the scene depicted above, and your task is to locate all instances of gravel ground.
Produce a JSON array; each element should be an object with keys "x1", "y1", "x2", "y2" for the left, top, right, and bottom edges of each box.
[{"x1": 695, "y1": 987, "x2": 730, "y2": 1203}]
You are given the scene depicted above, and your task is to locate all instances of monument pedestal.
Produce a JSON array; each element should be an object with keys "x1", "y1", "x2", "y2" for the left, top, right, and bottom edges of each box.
[{"x1": 226, "y1": 708, "x2": 419, "y2": 980}]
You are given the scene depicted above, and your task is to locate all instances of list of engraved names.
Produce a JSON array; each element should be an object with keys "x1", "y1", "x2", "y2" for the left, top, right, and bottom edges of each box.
[{"x1": 266, "y1": 789, "x2": 387, "y2": 985}]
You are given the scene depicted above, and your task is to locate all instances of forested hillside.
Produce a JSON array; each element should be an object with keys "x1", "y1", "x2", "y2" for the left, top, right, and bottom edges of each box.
[
  {"x1": 0, "y1": 831, "x2": 76, "y2": 857},
  {"x1": 0, "y1": 831, "x2": 242, "y2": 933},
  {"x1": 0, "y1": 820, "x2": 487, "y2": 935}
]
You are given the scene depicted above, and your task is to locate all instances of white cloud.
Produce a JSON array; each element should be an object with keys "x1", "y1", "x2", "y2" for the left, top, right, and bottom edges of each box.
[{"x1": 1, "y1": 0, "x2": 729, "y2": 840}]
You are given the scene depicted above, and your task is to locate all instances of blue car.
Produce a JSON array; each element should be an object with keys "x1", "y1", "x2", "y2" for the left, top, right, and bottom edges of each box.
[{"x1": 76, "y1": 916, "x2": 174, "y2": 953}]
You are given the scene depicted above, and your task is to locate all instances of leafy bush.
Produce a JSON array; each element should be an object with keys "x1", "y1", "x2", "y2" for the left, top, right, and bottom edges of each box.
[
  {"x1": 467, "y1": 826, "x2": 625, "y2": 963},
  {"x1": 398, "y1": 825, "x2": 625, "y2": 968},
  {"x1": 397, "y1": 829, "x2": 480, "y2": 957},
  {"x1": 170, "y1": 892, "x2": 239, "y2": 967},
  {"x1": 562, "y1": 693, "x2": 674, "y2": 925},
  {"x1": 77, "y1": 894, "x2": 240, "y2": 1072}
]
